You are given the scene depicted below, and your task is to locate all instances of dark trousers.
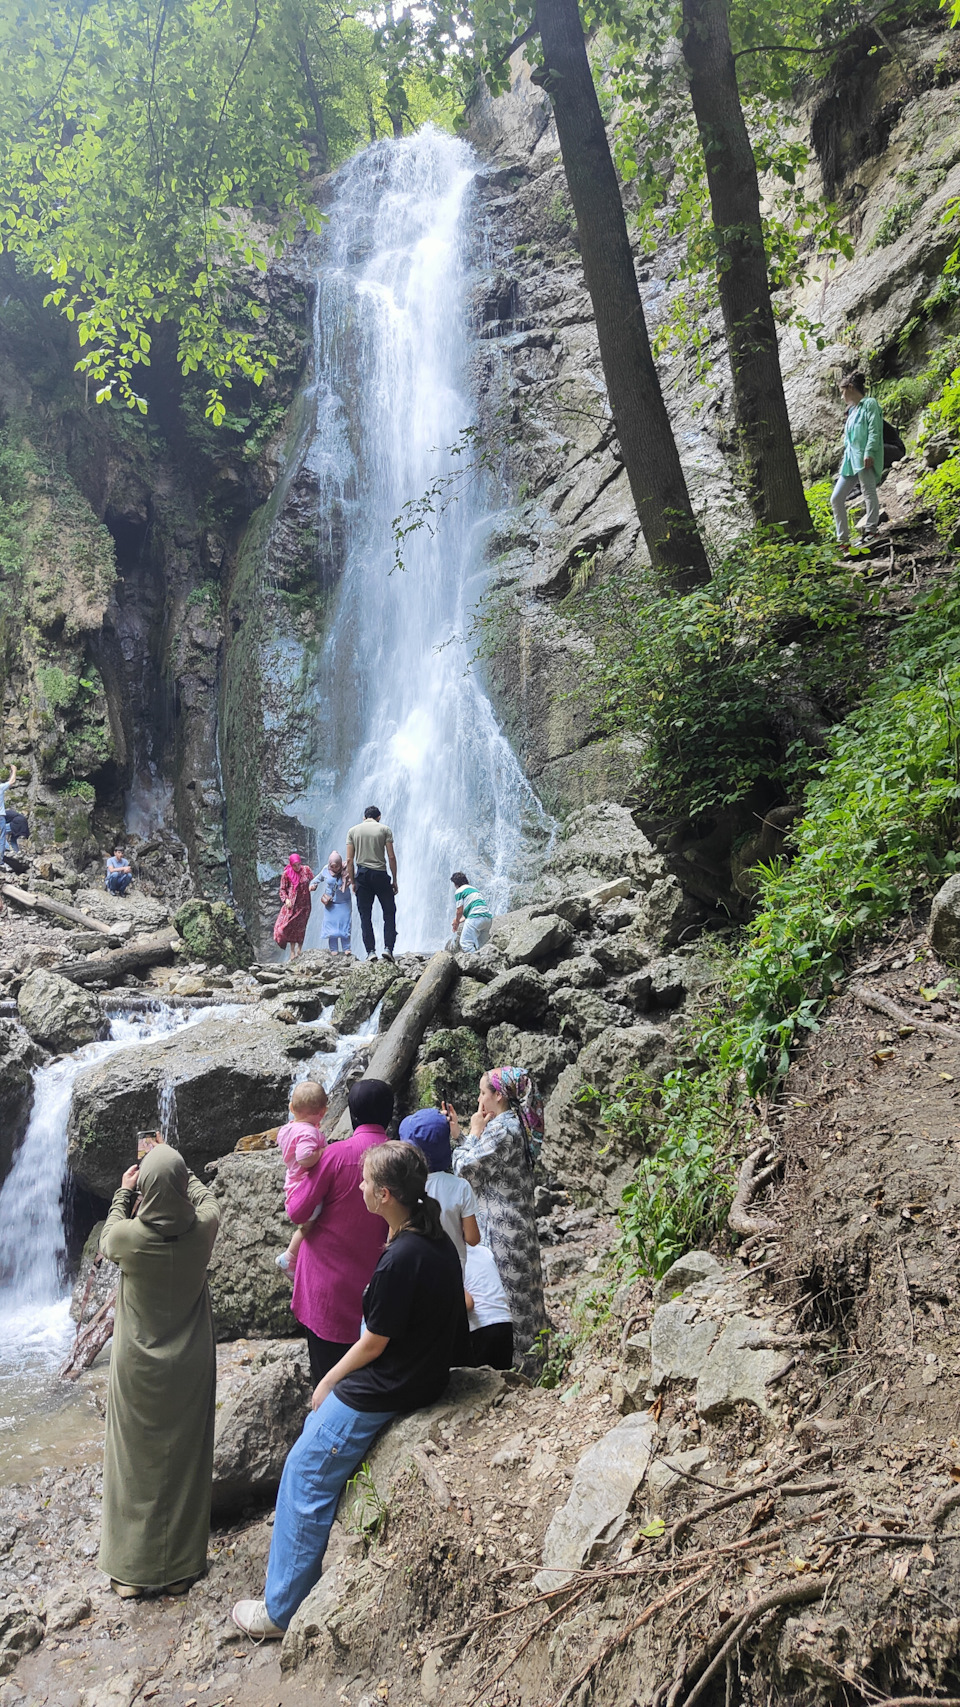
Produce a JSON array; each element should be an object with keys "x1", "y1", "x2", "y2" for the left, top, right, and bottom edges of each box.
[
  {"x1": 354, "y1": 867, "x2": 396, "y2": 955},
  {"x1": 470, "y1": 1322, "x2": 514, "y2": 1371},
  {"x1": 304, "y1": 1328, "x2": 353, "y2": 1387}
]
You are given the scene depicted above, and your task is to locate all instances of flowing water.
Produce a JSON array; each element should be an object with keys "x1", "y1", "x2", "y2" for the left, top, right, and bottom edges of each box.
[
  {"x1": 295, "y1": 127, "x2": 549, "y2": 951},
  {"x1": 0, "y1": 1006, "x2": 233, "y2": 1479}
]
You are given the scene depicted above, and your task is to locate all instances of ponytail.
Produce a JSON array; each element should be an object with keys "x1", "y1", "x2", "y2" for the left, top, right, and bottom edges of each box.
[{"x1": 366, "y1": 1140, "x2": 443, "y2": 1239}]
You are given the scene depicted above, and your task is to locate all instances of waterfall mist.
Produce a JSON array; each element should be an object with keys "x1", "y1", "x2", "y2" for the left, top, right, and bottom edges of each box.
[{"x1": 296, "y1": 127, "x2": 549, "y2": 953}]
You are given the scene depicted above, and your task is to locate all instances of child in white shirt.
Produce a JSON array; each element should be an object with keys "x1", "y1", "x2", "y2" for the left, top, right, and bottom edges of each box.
[
  {"x1": 464, "y1": 1243, "x2": 513, "y2": 1370},
  {"x1": 398, "y1": 1106, "x2": 479, "y2": 1268}
]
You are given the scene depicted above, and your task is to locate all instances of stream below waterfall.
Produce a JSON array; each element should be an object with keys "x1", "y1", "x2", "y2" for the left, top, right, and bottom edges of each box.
[
  {"x1": 294, "y1": 127, "x2": 550, "y2": 951},
  {"x1": 0, "y1": 1002, "x2": 377, "y2": 1483}
]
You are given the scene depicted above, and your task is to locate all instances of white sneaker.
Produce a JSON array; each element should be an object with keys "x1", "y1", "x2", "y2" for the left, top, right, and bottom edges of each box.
[
  {"x1": 275, "y1": 1251, "x2": 291, "y2": 1274},
  {"x1": 232, "y1": 1599, "x2": 284, "y2": 1640}
]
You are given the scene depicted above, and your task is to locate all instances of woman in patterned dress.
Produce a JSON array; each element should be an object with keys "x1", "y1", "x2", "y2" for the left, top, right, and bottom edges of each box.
[{"x1": 450, "y1": 1067, "x2": 549, "y2": 1377}]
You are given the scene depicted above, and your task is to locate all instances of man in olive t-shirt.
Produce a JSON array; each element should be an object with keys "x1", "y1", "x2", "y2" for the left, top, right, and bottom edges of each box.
[{"x1": 346, "y1": 806, "x2": 398, "y2": 961}]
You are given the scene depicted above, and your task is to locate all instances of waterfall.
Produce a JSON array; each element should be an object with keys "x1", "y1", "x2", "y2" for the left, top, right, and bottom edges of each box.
[{"x1": 295, "y1": 126, "x2": 550, "y2": 952}]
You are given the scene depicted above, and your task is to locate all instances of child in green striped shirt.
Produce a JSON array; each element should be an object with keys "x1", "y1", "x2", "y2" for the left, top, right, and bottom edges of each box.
[{"x1": 450, "y1": 870, "x2": 493, "y2": 953}]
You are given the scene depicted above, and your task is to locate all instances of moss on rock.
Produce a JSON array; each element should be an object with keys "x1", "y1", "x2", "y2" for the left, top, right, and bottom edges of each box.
[
  {"x1": 173, "y1": 898, "x2": 252, "y2": 969},
  {"x1": 413, "y1": 1026, "x2": 487, "y2": 1113}
]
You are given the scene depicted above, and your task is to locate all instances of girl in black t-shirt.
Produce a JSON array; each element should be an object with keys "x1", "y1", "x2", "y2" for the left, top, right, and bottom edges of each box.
[{"x1": 233, "y1": 1142, "x2": 466, "y2": 1639}]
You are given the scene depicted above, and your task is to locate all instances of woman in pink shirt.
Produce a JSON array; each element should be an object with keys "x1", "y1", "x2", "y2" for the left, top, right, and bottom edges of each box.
[{"x1": 286, "y1": 1079, "x2": 392, "y2": 1383}]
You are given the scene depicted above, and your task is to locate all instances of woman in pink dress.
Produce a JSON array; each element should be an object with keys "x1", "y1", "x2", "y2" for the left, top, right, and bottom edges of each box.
[{"x1": 273, "y1": 852, "x2": 314, "y2": 960}]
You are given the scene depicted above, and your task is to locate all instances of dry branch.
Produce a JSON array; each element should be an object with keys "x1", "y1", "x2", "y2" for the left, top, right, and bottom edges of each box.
[
  {"x1": 925, "y1": 1486, "x2": 960, "y2": 1532},
  {"x1": 550, "y1": 1563, "x2": 715, "y2": 1707},
  {"x1": 412, "y1": 1448, "x2": 453, "y2": 1511},
  {"x1": 2, "y1": 882, "x2": 118, "y2": 936},
  {"x1": 60, "y1": 1290, "x2": 117, "y2": 1380},
  {"x1": 728, "y1": 1143, "x2": 781, "y2": 1236},
  {"x1": 854, "y1": 985, "x2": 960, "y2": 1044},
  {"x1": 668, "y1": 1449, "x2": 832, "y2": 1547}
]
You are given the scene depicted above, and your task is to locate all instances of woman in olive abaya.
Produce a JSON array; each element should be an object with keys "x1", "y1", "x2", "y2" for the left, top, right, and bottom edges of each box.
[{"x1": 97, "y1": 1144, "x2": 220, "y2": 1597}]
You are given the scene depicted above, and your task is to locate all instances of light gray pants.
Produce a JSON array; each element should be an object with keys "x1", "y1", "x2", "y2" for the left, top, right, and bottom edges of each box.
[
  {"x1": 831, "y1": 468, "x2": 879, "y2": 543},
  {"x1": 460, "y1": 916, "x2": 492, "y2": 953}
]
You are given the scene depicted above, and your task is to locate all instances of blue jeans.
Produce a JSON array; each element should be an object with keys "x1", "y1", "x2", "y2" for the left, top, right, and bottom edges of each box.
[
  {"x1": 264, "y1": 1392, "x2": 396, "y2": 1629},
  {"x1": 106, "y1": 872, "x2": 132, "y2": 895}
]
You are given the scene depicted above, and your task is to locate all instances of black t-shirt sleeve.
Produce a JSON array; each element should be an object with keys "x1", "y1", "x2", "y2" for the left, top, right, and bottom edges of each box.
[{"x1": 362, "y1": 1247, "x2": 413, "y2": 1340}]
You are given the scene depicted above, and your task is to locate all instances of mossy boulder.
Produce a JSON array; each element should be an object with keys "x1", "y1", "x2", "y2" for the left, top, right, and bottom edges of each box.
[
  {"x1": 332, "y1": 960, "x2": 402, "y2": 1033},
  {"x1": 412, "y1": 1026, "x2": 487, "y2": 1114},
  {"x1": 173, "y1": 898, "x2": 252, "y2": 970}
]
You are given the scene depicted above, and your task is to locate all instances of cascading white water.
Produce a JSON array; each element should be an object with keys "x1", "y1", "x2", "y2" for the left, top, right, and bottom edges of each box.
[{"x1": 296, "y1": 127, "x2": 549, "y2": 951}]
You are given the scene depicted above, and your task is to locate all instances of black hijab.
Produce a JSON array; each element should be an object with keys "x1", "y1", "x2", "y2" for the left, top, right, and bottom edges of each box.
[{"x1": 349, "y1": 1078, "x2": 394, "y2": 1130}]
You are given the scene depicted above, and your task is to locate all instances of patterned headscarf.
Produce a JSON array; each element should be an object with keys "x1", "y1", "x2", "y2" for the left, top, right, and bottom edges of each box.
[{"x1": 489, "y1": 1067, "x2": 543, "y2": 1168}]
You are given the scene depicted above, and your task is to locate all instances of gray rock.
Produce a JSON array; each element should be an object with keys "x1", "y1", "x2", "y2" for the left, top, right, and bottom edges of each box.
[
  {"x1": 646, "y1": 955, "x2": 689, "y2": 1009},
  {"x1": 545, "y1": 893, "x2": 594, "y2": 930},
  {"x1": 578, "y1": 1022, "x2": 673, "y2": 1090},
  {"x1": 459, "y1": 964, "x2": 549, "y2": 1029},
  {"x1": 620, "y1": 970, "x2": 653, "y2": 1011},
  {"x1": 653, "y1": 1251, "x2": 723, "y2": 1306},
  {"x1": 332, "y1": 960, "x2": 402, "y2": 1032},
  {"x1": 0, "y1": 1594, "x2": 43, "y2": 1677},
  {"x1": 930, "y1": 873, "x2": 960, "y2": 961},
  {"x1": 0, "y1": 1021, "x2": 42, "y2": 1185},
  {"x1": 592, "y1": 935, "x2": 649, "y2": 977},
  {"x1": 695, "y1": 1315, "x2": 794, "y2": 1419},
  {"x1": 17, "y1": 968, "x2": 103, "y2": 1053},
  {"x1": 535, "y1": 1412, "x2": 659, "y2": 1591},
  {"x1": 646, "y1": 1448, "x2": 713, "y2": 1511},
  {"x1": 485, "y1": 1025, "x2": 573, "y2": 1092},
  {"x1": 207, "y1": 1149, "x2": 300, "y2": 1340},
  {"x1": 636, "y1": 877, "x2": 702, "y2": 948},
  {"x1": 587, "y1": 876, "x2": 633, "y2": 906},
  {"x1": 496, "y1": 912, "x2": 574, "y2": 967},
  {"x1": 44, "y1": 1590, "x2": 92, "y2": 1634},
  {"x1": 75, "y1": 887, "x2": 170, "y2": 934},
  {"x1": 542, "y1": 956, "x2": 606, "y2": 993},
  {"x1": 549, "y1": 986, "x2": 622, "y2": 1043},
  {"x1": 455, "y1": 943, "x2": 506, "y2": 985},
  {"x1": 67, "y1": 1015, "x2": 303, "y2": 1195},
  {"x1": 651, "y1": 1302, "x2": 719, "y2": 1388},
  {"x1": 542, "y1": 1064, "x2": 641, "y2": 1211},
  {"x1": 212, "y1": 1343, "x2": 313, "y2": 1511},
  {"x1": 539, "y1": 804, "x2": 664, "y2": 892}
]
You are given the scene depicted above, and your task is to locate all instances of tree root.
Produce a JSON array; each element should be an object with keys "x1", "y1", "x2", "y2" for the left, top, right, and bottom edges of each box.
[
  {"x1": 728, "y1": 1142, "x2": 782, "y2": 1237},
  {"x1": 854, "y1": 985, "x2": 960, "y2": 1044},
  {"x1": 925, "y1": 1485, "x2": 960, "y2": 1532},
  {"x1": 667, "y1": 1448, "x2": 833, "y2": 1548},
  {"x1": 549, "y1": 1562, "x2": 715, "y2": 1707},
  {"x1": 663, "y1": 1575, "x2": 830, "y2": 1707}
]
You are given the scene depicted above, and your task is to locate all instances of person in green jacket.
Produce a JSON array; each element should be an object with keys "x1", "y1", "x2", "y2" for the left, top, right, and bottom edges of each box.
[{"x1": 831, "y1": 370, "x2": 883, "y2": 549}]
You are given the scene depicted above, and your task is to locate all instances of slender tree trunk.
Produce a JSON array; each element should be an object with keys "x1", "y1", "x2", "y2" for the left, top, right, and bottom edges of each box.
[
  {"x1": 533, "y1": 0, "x2": 710, "y2": 590},
  {"x1": 298, "y1": 39, "x2": 330, "y2": 174},
  {"x1": 681, "y1": 0, "x2": 811, "y2": 535}
]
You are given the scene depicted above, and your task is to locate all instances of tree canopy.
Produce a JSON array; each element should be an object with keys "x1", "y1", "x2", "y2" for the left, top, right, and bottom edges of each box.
[{"x1": 0, "y1": 0, "x2": 458, "y2": 421}]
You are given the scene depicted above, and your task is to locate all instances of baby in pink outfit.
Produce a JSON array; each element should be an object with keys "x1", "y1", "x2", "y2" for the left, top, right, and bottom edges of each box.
[{"x1": 275, "y1": 1080, "x2": 329, "y2": 1276}]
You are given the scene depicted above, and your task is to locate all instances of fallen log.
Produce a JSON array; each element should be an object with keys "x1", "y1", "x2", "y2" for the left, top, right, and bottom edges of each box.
[
  {"x1": 50, "y1": 927, "x2": 180, "y2": 986},
  {"x1": 100, "y1": 992, "x2": 257, "y2": 1013},
  {"x1": 333, "y1": 949, "x2": 457, "y2": 1136},
  {"x1": 727, "y1": 1143, "x2": 781, "y2": 1237},
  {"x1": 60, "y1": 1288, "x2": 117, "y2": 1380},
  {"x1": 1, "y1": 882, "x2": 118, "y2": 936}
]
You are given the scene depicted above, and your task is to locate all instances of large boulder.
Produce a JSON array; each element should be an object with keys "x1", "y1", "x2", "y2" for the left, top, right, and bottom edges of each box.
[
  {"x1": 578, "y1": 1021, "x2": 673, "y2": 1090},
  {"x1": 412, "y1": 1027, "x2": 487, "y2": 1113},
  {"x1": 549, "y1": 986, "x2": 627, "y2": 1044},
  {"x1": 930, "y1": 873, "x2": 960, "y2": 961},
  {"x1": 17, "y1": 969, "x2": 103, "y2": 1054},
  {"x1": 208, "y1": 1149, "x2": 297, "y2": 1339},
  {"x1": 485, "y1": 1025, "x2": 574, "y2": 1093},
  {"x1": 493, "y1": 911, "x2": 574, "y2": 967},
  {"x1": 74, "y1": 886, "x2": 170, "y2": 934},
  {"x1": 0, "y1": 1021, "x2": 42, "y2": 1184},
  {"x1": 542, "y1": 1023, "x2": 675, "y2": 1208},
  {"x1": 591, "y1": 935, "x2": 649, "y2": 977},
  {"x1": 459, "y1": 965, "x2": 549, "y2": 1030},
  {"x1": 332, "y1": 961, "x2": 403, "y2": 1032},
  {"x1": 173, "y1": 898, "x2": 252, "y2": 970},
  {"x1": 535, "y1": 804, "x2": 665, "y2": 896},
  {"x1": 66, "y1": 1016, "x2": 304, "y2": 1195},
  {"x1": 212, "y1": 1343, "x2": 313, "y2": 1511}
]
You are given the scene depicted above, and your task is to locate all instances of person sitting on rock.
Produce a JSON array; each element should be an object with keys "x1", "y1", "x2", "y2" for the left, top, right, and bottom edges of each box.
[
  {"x1": 105, "y1": 846, "x2": 133, "y2": 896},
  {"x1": 399, "y1": 1105, "x2": 480, "y2": 1269},
  {"x1": 450, "y1": 870, "x2": 493, "y2": 953},
  {"x1": 232, "y1": 1140, "x2": 467, "y2": 1640},
  {"x1": 276, "y1": 1081, "x2": 329, "y2": 1277}
]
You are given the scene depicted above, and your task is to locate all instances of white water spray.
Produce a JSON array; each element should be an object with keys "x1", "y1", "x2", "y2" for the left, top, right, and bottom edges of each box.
[{"x1": 296, "y1": 127, "x2": 549, "y2": 951}]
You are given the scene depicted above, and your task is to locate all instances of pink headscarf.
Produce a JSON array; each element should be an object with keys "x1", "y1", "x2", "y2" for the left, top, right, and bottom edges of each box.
[{"x1": 284, "y1": 852, "x2": 305, "y2": 887}]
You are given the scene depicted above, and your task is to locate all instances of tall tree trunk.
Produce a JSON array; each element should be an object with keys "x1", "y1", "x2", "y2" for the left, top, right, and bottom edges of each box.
[
  {"x1": 297, "y1": 39, "x2": 330, "y2": 174},
  {"x1": 681, "y1": 0, "x2": 811, "y2": 535},
  {"x1": 534, "y1": 0, "x2": 710, "y2": 590}
]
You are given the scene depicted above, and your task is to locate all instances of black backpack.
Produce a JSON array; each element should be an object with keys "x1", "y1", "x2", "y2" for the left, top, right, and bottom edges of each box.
[
  {"x1": 883, "y1": 419, "x2": 906, "y2": 463},
  {"x1": 5, "y1": 810, "x2": 28, "y2": 840}
]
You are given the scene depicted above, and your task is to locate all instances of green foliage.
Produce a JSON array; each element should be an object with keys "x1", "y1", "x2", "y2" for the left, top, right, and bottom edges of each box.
[
  {"x1": 570, "y1": 533, "x2": 865, "y2": 818},
  {"x1": 734, "y1": 576, "x2": 960, "y2": 1089},
  {"x1": 61, "y1": 779, "x2": 96, "y2": 801},
  {"x1": 37, "y1": 664, "x2": 81, "y2": 709},
  {"x1": 804, "y1": 478, "x2": 836, "y2": 538},
  {"x1": 186, "y1": 580, "x2": 220, "y2": 611},
  {"x1": 614, "y1": 1061, "x2": 739, "y2": 1278},
  {"x1": 870, "y1": 191, "x2": 927, "y2": 250},
  {"x1": 0, "y1": 0, "x2": 460, "y2": 421},
  {"x1": 918, "y1": 455, "x2": 960, "y2": 544}
]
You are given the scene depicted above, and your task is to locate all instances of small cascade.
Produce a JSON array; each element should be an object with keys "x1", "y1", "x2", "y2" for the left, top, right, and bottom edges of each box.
[
  {"x1": 296, "y1": 127, "x2": 552, "y2": 951},
  {"x1": 158, "y1": 1076, "x2": 179, "y2": 1149}
]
